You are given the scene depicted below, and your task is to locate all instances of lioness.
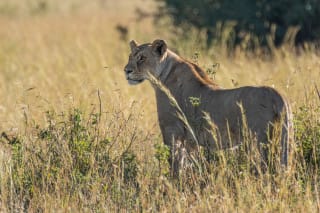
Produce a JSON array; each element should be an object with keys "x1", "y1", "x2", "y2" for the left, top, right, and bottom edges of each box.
[{"x1": 124, "y1": 39, "x2": 292, "y2": 175}]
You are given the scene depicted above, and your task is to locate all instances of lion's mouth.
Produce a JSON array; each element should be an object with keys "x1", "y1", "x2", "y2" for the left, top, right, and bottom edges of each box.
[{"x1": 127, "y1": 78, "x2": 144, "y2": 85}]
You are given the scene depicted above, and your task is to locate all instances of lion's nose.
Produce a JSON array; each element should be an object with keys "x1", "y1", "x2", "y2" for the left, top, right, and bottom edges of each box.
[{"x1": 125, "y1": 68, "x2": 133, "y2": 74}]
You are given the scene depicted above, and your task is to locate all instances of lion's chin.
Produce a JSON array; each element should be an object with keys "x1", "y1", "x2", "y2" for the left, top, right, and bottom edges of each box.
[{"x1": 128, "y1": 79, "x2": 144, "y2": 85}]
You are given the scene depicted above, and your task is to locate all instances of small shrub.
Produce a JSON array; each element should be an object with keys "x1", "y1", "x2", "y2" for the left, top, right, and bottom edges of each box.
[
  {"x1": 1, "y1": 105, "x2": 145, "y2": 211},
  {"x1": 154, "y1": 143, "x2": 170, "y2": 176},
  {"x1": 121, "y1": 151, "x2": 138, "y2": 183},
  {"x1": 294, "y1": 104, "x2": 320, "y2": 171}
]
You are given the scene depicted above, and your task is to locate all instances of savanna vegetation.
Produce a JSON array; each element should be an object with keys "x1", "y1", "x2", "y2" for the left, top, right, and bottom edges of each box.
[
  {"x1": 0, "y1": 0, "x2": 319, "y2": 212},
  {"x1": 157, "y1": 0, "x2": 320, "y2": 47}
]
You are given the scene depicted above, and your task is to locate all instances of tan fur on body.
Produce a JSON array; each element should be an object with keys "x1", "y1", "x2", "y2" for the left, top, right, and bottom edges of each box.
[{"x1": 124, "y1": 39, "x2": 293, "y2": 176}]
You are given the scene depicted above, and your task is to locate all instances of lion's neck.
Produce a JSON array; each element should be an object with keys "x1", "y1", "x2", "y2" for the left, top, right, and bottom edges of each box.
[{"x1": 155, "y1": 50, "x2": 179, "y2": 83}]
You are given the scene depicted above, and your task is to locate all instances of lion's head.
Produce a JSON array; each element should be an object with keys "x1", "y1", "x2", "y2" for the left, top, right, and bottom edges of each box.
[{"x1": 124, "y1": 39, "x2": 168, "y2": 85}]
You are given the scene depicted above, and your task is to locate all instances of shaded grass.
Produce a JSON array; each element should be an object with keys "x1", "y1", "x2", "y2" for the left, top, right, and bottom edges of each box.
[
  {"x1": 1, "y1": 97, "x2": 319, "y2": 212},
  {"x1": 1, "y1": 98, "x2": 155, "y2": 211}
]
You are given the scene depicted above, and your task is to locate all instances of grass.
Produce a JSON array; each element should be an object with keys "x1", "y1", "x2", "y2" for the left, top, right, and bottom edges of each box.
[{"x1": 0, "y1": 0, "x2": 320, "y2": 212}]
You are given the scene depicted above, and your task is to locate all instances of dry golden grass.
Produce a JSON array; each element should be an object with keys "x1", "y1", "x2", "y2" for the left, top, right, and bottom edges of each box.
[{"x1": 0, "y1": 0, "x2": 320, "y2": 212}]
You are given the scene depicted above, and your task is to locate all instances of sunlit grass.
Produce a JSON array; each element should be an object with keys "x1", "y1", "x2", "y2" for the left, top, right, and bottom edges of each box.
[{"x1": 0, "y1": 0, "x2": 320, "y2": 212}]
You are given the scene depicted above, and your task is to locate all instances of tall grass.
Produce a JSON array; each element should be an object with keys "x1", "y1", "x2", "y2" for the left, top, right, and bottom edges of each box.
[{"x1": 0, "y1": 0, "x2": 320, "y2": 212}]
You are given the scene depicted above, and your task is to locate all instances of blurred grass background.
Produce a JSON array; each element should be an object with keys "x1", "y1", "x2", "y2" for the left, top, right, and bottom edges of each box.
[
  {"x1": 0, "y1": 0, "x2": 320, "y2": 212},
  {"x1": 1, "y1": 0, "x2": 318, "y2": 129},
  {"x1": 0, "y1": 0, "x2": 158, "y2": 128}
]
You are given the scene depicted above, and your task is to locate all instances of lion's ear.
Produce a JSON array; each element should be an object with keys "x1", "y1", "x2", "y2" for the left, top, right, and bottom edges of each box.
[
  {"x1": 130, "y1": 40, "x2": 138, "y2": 52},
  {"x1": 152, "y1": 39, "x2": 167, "y2": 56}
]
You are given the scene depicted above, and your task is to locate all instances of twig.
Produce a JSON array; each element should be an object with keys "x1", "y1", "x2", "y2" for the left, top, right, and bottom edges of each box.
[
  {"x1": 97, "y1": 89, "x2": 102, "y2": 123},
  {"x1": 147, "y1": 72, "x2": 200, "y2": 148},
  {"x1": 315, "y1": 84, "x2": 320, "y2": 102}
]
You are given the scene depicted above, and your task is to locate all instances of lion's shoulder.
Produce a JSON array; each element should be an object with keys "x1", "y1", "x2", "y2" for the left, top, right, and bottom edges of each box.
[{"x1": 167, "y1": 53, "x2": 220, "y2": 89}]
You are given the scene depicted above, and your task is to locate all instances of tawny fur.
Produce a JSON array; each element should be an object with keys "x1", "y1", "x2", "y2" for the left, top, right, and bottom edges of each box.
[{"x1": 124, "y1": 39, "x2": 293, "y2": 176}]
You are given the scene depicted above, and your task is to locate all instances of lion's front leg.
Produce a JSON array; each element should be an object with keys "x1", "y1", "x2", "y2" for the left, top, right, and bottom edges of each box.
[
  {"x1": 161, "y1": 125, "x2": 196, "y2": 178},
  {"x1": 161, "y1": 126, "x2": 183, "y2": 177}
]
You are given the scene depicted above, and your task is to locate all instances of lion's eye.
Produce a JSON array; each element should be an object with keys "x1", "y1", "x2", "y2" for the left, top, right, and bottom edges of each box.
[{"x1": 137, "y1": 55, "x2": 146, "y2": 63}]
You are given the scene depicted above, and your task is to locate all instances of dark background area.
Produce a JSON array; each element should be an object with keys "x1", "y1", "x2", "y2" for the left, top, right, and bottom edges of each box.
[{"x1": 157, "y1": 0, "x2": 320, "y2": 48}]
